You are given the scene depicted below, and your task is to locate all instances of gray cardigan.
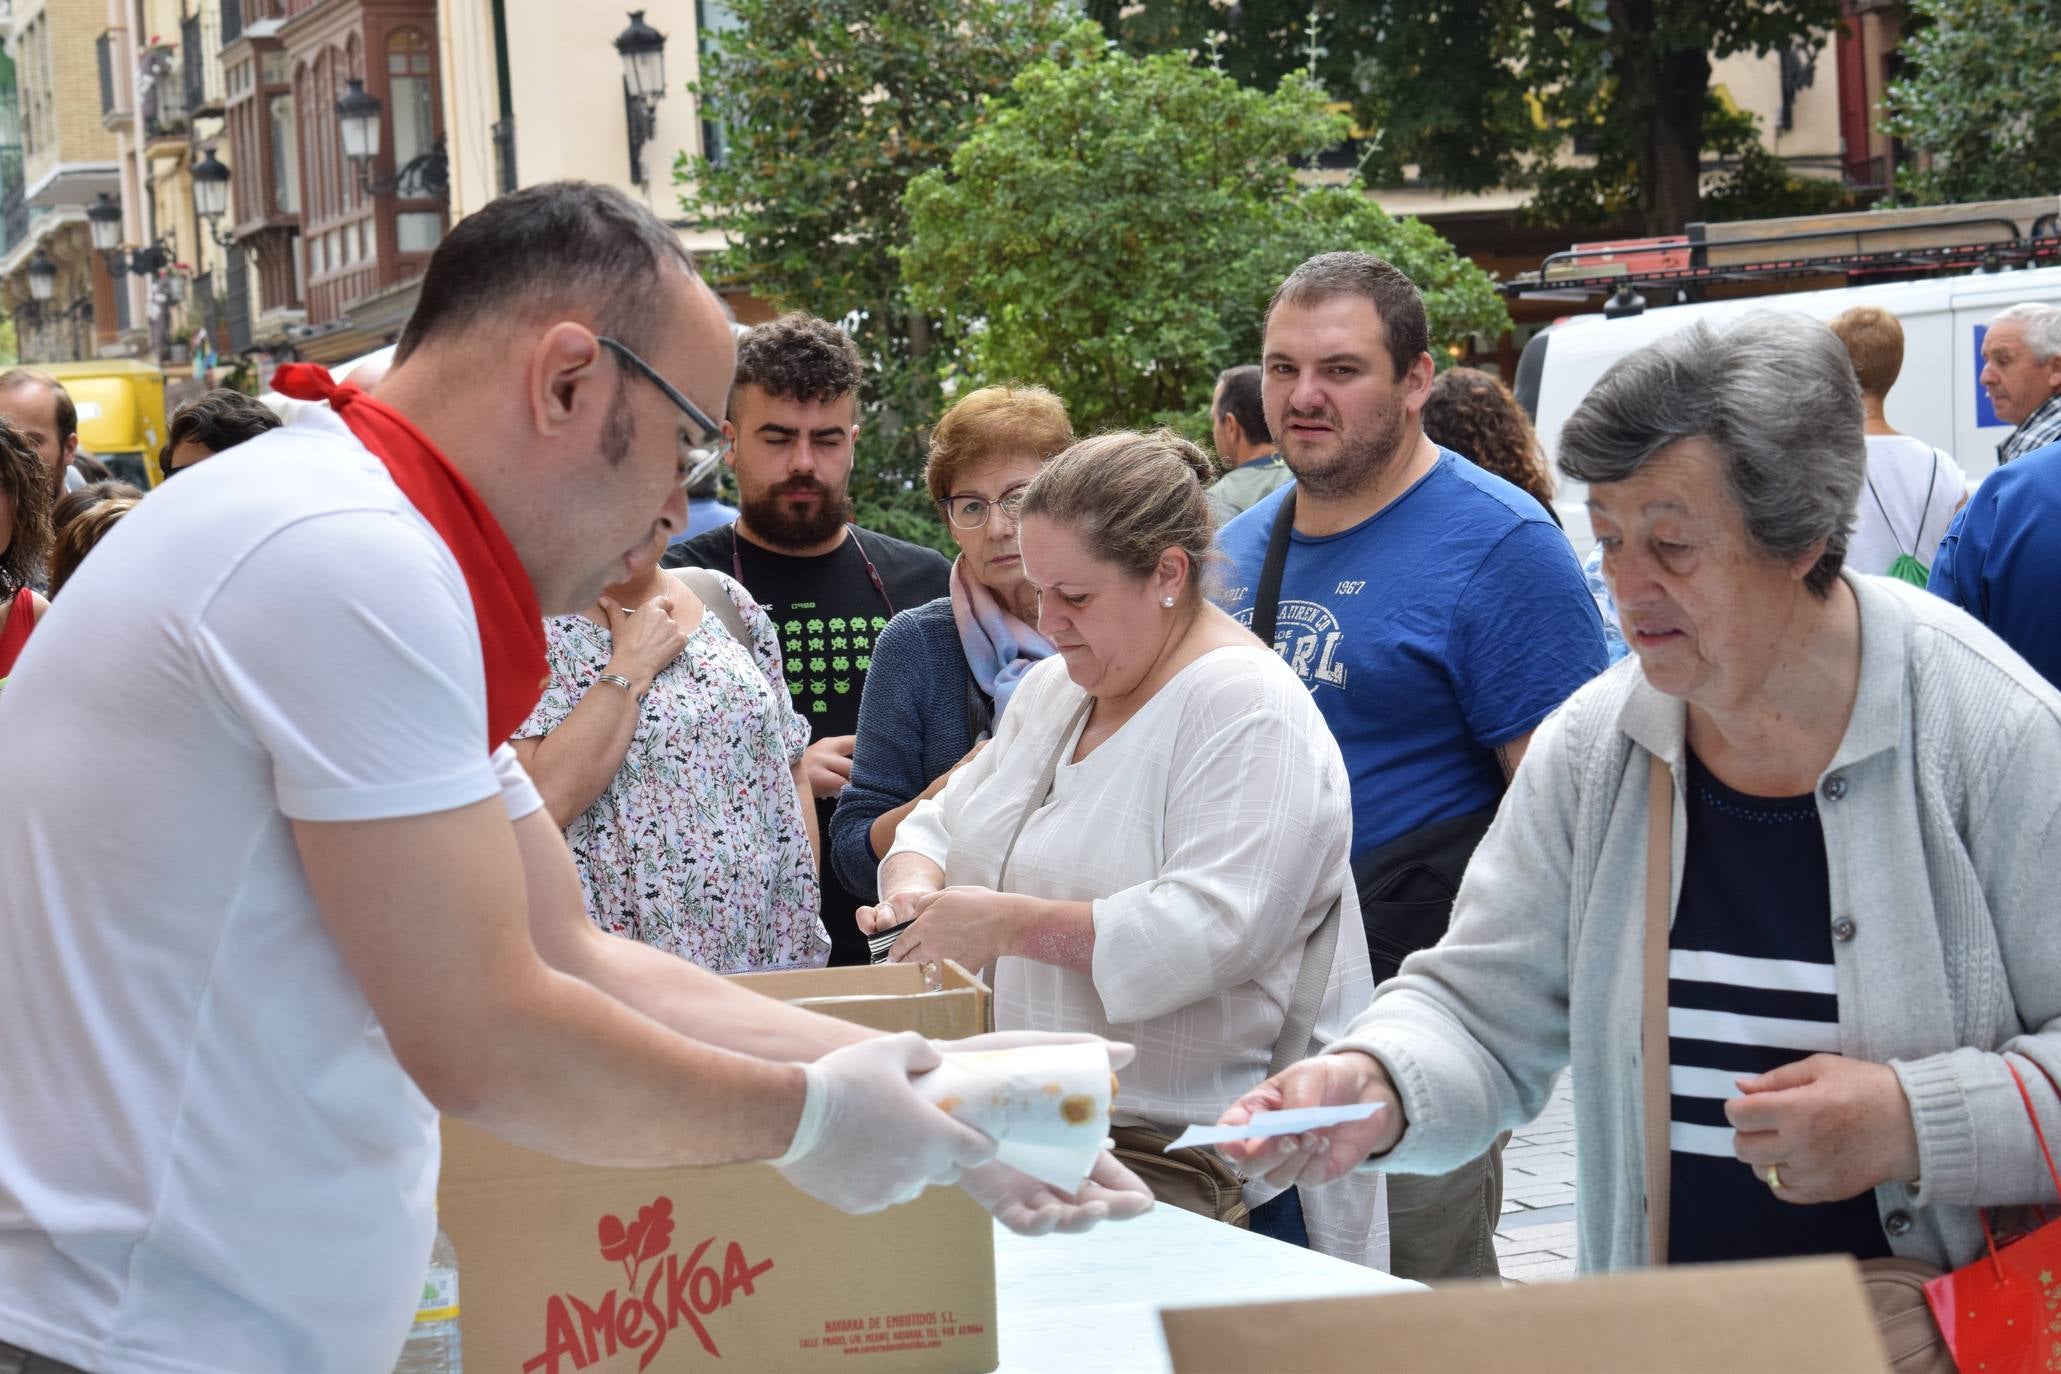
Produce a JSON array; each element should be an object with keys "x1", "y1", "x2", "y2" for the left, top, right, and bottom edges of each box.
[
  {"x1": 1332, "y1": 572, "x2": 2061, "y2": 1273},
  {"x1": 828, "y1": 597, "x2": 986, "y2": 902}
]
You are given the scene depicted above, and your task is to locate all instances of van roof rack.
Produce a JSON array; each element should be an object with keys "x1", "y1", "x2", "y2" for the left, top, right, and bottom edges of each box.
[{"x1": 1503, "y1": 196, "x2": 2061, "y2": 297}]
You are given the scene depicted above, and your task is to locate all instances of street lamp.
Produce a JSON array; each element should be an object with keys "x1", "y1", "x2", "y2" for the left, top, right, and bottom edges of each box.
[
  {"x1": 86, "y1": 192, "x2": 124, "y2": 254},
  {"x1": 616, "y1": 10, "x2": 667, "y2": 100},
  {"x1": 332, "y1": 77, "x2": 448, "y2": 200},
  {"x1": 192, "y1": 147, "x2": 235, "y2": 247},
  {"x1": 335, "y1": 78, "x2": 382, "y2": 164},
  {"x1": 85, "y1": 192, "x2": 169, "y2": 278},
  {"x1": 26, "y1": 249, "x2": 56, "y2": 304},
  {"x1": 614, "y1": 10, "x2": 668, "y2": 185}
]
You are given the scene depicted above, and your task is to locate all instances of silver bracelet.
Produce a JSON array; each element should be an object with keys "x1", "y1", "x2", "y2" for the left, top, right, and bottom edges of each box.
[{"x1": 594, "y1": 673, "x2": 635, "y2": 694}]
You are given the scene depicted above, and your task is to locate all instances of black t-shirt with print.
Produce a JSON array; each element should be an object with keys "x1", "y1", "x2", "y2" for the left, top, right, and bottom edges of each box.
[{"x1": 667, "y1": 523, "x2": 951, "y2": 963}]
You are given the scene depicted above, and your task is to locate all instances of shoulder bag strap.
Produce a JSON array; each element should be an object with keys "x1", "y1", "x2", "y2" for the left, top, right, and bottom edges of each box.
[
  {"x1": 1642, "y1": 752, "x2": 1675, "y2": 1265},
  {"x1": 1250, "y1": 488, "x2": 1298, "y2": 647},
  {"x1": 996, "y1": 696, "x2": 1093, "y2": 890},
  {"x1": 671, "y1": 566, "x2": 752, "y2": 645},
  {"x1": 1269, "y1": 893, "x2": 1341, "y2": 1078}
]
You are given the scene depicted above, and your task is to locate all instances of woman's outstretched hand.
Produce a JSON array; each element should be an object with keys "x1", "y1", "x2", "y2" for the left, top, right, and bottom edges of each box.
[{"x1": 1214, "y1": 1051, "x2": 1407, "y2": 1188}]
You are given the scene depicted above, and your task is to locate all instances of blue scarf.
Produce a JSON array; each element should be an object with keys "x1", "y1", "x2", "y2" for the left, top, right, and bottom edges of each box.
[{"x1": 948, "y1": 556, "x2": 1054, "y2": 719}]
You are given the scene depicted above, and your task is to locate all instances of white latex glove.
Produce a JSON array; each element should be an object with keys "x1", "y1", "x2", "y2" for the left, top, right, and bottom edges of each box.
[
  {"x1": 772, "y1": 1032, "x2": 998, "y2": 1213},
  {"x1": 961, "y1": 1150, "x2": 1156, "y2": 1236}
]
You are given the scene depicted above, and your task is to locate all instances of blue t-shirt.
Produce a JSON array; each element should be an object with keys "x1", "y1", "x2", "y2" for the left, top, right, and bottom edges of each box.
[
  {"x1": 1214, "y1": 450, "x2": 1607, "y2": 855},
  {"x1": 1666, "y1": 750, "x2": 1890, "y2": 1266},
  {"x1": 1929, "y1": 440, "x2": 2061, "y2": 689}
]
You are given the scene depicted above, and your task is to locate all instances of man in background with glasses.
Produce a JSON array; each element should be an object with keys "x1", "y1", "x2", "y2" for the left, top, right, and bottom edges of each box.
[
  {"x1": 0, "y1": 184, "x2": 1141, "y2": 1374},
  {"x1": 666, "y1": 313, "x2": 951, "y2": 967}
]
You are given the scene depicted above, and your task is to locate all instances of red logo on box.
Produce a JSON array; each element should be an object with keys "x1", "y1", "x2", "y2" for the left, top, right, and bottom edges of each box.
[{"x1": 521, "y1": 1196, "x2": 775, "y2": 1373}]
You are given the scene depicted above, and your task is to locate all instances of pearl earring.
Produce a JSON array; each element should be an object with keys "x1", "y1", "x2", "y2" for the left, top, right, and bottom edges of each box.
[{"x1": 1161, "y1": 595, "x2": 1176, "y2": 608}]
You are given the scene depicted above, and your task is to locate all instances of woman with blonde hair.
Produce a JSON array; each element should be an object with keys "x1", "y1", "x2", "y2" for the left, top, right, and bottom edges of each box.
[{"x1": 859, "y1": 429, "x2": 1384, "y2": 1264}]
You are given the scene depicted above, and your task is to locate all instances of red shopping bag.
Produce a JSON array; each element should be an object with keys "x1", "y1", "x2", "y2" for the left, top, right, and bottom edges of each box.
[{"x1": 1923, "y1": 1062, "x2": 2061, "y2": 1373}]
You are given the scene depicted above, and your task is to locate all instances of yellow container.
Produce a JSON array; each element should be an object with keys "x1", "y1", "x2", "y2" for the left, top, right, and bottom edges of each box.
[{"x1": 39, "y1": 359, "x2": 170, "y2": 488}]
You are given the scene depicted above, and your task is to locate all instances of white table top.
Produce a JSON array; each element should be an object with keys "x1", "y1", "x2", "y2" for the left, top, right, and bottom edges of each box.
[{"x1": 992, "y1": 1205, "x2": 1419, "y2": 1373}]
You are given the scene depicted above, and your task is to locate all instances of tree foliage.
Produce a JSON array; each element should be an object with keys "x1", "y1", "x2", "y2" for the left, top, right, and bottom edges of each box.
[
  {"x1": 678, "y1": 0, "x2": 1074, "y2": 549},
  {"x1": 900, "y1": 33, "x2": 1509, "y2": 441},
  {"x1": 1883, "y1": 0, "x2": 2061, "y2": 206},
  {"x1": 1093, "y1": 0, "x2": 1845, "y2": 234}
]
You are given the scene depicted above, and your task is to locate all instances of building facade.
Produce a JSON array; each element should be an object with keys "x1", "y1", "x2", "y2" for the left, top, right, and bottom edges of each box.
[
  {"x1": 0, "y1": 0, "x2": 124, "y2": 364},
  {"x1": 440, "y1": 0, "x2": 731, "y2": 265}
]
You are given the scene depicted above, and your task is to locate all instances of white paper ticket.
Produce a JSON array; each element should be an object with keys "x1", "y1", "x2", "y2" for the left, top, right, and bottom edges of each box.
[{"x1": 1164, "y1": 1102, "x2": 1383, "y2": 1151}]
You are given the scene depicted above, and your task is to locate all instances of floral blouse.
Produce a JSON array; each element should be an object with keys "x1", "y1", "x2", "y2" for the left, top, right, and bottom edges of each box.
[{"x1": 518, "y1": 571, "x2": 828, "y2": 973}]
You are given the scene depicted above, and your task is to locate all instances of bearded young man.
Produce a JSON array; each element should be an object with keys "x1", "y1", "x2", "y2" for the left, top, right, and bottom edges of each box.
[
  {"x1": 666, "y1": 314, "x2": 950, "y2": 965},
  {"x1": 1213, "y1": 252, "x2": 1606, "y2": 1282}
]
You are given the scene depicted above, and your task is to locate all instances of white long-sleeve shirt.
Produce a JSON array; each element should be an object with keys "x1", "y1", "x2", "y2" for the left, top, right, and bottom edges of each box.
[{"x1": 890, "y1": 647, "x2": 1386, "y2": 1266}]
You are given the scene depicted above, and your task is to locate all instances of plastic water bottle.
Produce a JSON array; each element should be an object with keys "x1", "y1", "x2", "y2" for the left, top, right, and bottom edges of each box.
[{"x1": 393, "y1": 1226, "x2": 462, "y2": 1373}]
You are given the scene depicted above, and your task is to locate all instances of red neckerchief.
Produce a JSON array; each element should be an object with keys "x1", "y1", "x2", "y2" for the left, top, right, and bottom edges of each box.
[{"x1": 272, "y1": 362, "x2": 547, "y2": 751}]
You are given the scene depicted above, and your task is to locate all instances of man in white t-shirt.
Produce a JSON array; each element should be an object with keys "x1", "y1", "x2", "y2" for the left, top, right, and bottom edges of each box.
[
  {"x1": 0, "y1": 183, "x2": 1145, "y2": 1374},
  {"x1": 1828, "y1": 305, "x2": 1968, "y2": 580}
]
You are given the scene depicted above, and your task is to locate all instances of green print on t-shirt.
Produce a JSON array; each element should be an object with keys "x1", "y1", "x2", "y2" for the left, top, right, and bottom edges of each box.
[{"x1": 781, "y1": 613, "x2": 875, "y2": 718}]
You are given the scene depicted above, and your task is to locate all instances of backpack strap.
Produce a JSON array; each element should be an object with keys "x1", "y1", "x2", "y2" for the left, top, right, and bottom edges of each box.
[
  {"x1": 671, "y1": 566, "x2": 752, "y2": 645},
  {"x1": 1250, "y1": 488, "x2": 1298, "y2": 647},
  {"x1": 1911, "y1": 451, "x2": 1943, "y2": 551}
]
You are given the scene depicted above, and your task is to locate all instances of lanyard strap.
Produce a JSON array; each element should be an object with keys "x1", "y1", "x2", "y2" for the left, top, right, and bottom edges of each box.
[{"x1": 732, "y1": 524, "x2": 896, "y2": 618}]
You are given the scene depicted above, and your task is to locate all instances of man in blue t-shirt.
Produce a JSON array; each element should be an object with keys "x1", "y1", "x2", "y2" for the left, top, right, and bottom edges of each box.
[
  {"x1": 1216, "y1": 251, "x2": 1607, "y2": 1282},
  {"x1": 1928, "y1": 439, "x2": 2061, "y2": 688}
]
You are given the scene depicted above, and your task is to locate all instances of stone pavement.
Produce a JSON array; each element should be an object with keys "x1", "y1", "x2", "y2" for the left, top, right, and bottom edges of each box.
[{"x1": 1493, "y1": 1072, "x2": 1579, "y2": 1283}]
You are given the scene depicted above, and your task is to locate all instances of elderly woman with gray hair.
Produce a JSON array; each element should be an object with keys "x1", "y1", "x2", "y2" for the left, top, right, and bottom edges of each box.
[{"x1": 1219, "y1": 312, "x2": 2061, "y2": 1291}]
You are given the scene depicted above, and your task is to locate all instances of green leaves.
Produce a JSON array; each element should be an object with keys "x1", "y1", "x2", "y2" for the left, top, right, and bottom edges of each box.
[
  {"x1": 1094, "y1": 0, "x2": 1845, "y2": 234},
  {"x1": 1883, "y1": 0, "x2": 2061, "y2": 205},
  {"x1": 679, "y1": 0, "x2": 1076, "y2": 551},
  {"x1": 900, "y1": 42, "x2": 1508, "y2": 440}
]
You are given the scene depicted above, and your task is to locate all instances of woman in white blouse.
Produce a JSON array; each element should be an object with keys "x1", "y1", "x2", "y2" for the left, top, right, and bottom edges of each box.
[{"x1": 857, "y1": 430, "x2": 1383, "y2": 1265}]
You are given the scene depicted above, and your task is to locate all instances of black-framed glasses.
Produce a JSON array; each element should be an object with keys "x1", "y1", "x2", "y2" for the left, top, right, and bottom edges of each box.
[
  {"x1": 942, "y1": 485, "x2": 1029, "y2": 530},
  {"x1": 596, "y1": 335, "x2": 731, "y2": 484}
]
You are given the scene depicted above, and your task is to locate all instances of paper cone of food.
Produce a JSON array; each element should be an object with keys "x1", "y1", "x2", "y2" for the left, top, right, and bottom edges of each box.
[{"x1": 915, "y1": 1042, "x2": 1114, "y2": 1192}]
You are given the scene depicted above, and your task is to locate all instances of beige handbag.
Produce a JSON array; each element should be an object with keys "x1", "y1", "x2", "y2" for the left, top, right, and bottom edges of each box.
[
  {"x1": 1642, "y1": 755, "x2": 1953, "y2": 1372},
  {"x1": 999, "y1": 697, "x2": 1344, "y2": 1226}
]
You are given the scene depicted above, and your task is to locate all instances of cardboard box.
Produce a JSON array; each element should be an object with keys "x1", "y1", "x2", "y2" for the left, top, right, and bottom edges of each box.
[
  {"x1": 439, "y1": 962, "x2": 999, "y2": 1374},
  {"x1": 1160, "y1": 1255, "x2": 1890, "y2": 1373},
  {"x1": 729, "y1": 960, "x2": 993, "y2": 1037}
]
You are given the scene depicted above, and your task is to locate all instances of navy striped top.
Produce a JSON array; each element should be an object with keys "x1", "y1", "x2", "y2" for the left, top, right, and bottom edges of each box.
[{"x1": 1666, "y1": 750, "x2": 1891, "y2": 1265}]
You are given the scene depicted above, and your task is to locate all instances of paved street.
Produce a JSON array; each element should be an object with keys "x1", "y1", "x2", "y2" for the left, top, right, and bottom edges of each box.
[{"x1": 1493, "y1": 1073, "x2": 1579, "y2": 1283}]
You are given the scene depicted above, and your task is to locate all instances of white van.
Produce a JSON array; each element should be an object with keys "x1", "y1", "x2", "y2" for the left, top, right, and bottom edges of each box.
[{"x1": 1514, "y1": 264, "x2": 2061, "y2": 546}]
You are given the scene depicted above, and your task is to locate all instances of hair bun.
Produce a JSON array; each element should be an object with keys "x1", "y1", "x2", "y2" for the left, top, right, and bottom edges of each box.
[{"x1": 1150, "y1": 427, "x2": 1216, "y2": 489}]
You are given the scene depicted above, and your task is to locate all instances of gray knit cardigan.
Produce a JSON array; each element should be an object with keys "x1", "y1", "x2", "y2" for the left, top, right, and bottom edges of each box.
[{"x1": 1331, "y1": 572, "x2": 2061, "y2": 1273}]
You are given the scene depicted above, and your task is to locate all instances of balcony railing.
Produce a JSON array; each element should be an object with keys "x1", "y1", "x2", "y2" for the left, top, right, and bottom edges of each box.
[
  {"x1": 98, "y1": 33, "x2": 120, "y2": 119},
  {"x1": 141, "y1": 44, "x2": 188, "y2": 141},
  {"x1": 183, "y1": 3, "x2": 226, "y2": 116},
  {"x1": 1843, "y1": 154, "x2": 1890, "y2": 193},
  {"x1": 0, "y1": 144, "x2": 26, "y2": 257},
  {"x1": 224, "y1": 245, "x2": 252, "y2": 353}
]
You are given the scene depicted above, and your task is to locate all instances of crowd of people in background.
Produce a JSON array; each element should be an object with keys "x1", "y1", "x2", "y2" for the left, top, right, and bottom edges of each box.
[{"x1": 1, "y1": 174, "x2": 2059, "y2": 1368}]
